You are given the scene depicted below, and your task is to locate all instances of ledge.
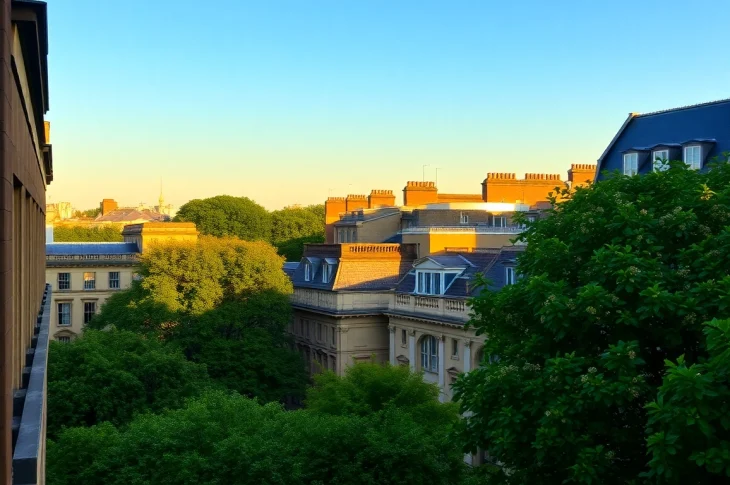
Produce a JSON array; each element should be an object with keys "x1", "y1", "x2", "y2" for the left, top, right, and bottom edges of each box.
[{"x1": 13, "y1": 284, "x2": 51, "y2": 485}]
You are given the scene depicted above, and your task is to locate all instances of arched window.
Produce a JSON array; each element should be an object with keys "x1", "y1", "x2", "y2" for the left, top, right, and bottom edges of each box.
[{"x1": 420, "y1": 335, "x2": 438, "y2": 373}]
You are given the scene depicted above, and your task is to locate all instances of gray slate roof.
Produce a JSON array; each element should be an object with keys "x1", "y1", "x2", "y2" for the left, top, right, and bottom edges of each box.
[{"x1": 46, "y1": 242, "x2": 140, "y2": 256}]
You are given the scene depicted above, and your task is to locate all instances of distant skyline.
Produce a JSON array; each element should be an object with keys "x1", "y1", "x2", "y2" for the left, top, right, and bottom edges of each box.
[{"x1": 47, "y1": 0, "x2": 730, "y2": 210}]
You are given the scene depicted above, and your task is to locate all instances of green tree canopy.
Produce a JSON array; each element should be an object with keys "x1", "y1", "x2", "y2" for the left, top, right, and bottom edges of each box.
[
  {"x1": 48, "y1": 373, "x2": 467, "y2": 485},
  {"x1": 47, "y1": 329, "x2": 211, "y2": 440},
  {"x1": 52, "y1": 224, "x2": 123, "y2": 242},
  {"x1": 270, "y1": 205, "x2": 324, "y2": 245},
  {"x1": 174, "y1": 195, "x2": 272, "y2": 241},
  {"x1": 454, "y1": 160, "x2": 730, "y2": 484}
]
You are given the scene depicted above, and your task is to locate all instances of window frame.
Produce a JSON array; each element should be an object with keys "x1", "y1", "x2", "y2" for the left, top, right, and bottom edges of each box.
[
  {"x1": 304, "y1": 263, "x2": 311, "y2": 282},
  {"x1": 83, "y1": 271, "x2": 96, "y2": 290},
  {"x1": 57, "y1": 336, "x2": 71, "y2": 344},
  {"x1": 57, "y1": 272, "x2": 70, "y2": 291},
  {"x1": 414, "y1": 270, "x2": 460, "y2": 295},
  {"x1": 623, "y1": 152, "x2": 638, "y2": 176},
  {"x1": 505, "y1": 267, "x2": 516, "y2": 285},
  {"x1": 420, "y1": 335, "x2": 439, "y2": 373},
  {"x1": 451, "y1": 338, "x2": 458, "y2": 357},
  {"x1": 108, "y1": 271, "x2": 120, "y2": 289},
  {"x1": 652, "y1": 149, "x2": 670, "y2": 172},
  {"x1": 459, "y1": 212, "x2": 469, "y2": 224},
  {"x1": 401, "y1": 329, "x2": 407, "y2": 346},
  {"x1": 83, "y1": 301, "x2": 97, "y2": 324},
  {"x1": 684, "y1": 145, "x2": 702, "y2": 170},
  {"x1": 317, "y1": 323, "x2": 323, "y2": 341},
  {"x1": 493, "y1": 215, "x2": 506, "y2": 228},
  {"x1": 57, "y1": 302, "x2": 71, "y2": 326}
]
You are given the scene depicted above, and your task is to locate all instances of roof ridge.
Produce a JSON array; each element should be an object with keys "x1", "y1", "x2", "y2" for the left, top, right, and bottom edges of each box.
[{"x1": 636, "y1": 97, "x2": 730, "y2": 118}]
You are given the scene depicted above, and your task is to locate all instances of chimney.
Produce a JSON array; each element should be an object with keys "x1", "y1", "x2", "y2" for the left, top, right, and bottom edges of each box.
[
  {"x1": 368, "y1": 189, "x2": 395, "y2": 208},
  {"x1": 402, "y1": 181, "x2": 438, "y2": 207}
]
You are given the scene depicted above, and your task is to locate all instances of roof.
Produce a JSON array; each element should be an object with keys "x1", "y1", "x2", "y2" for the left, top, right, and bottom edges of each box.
[
  {"x1": 46, "y1": 242, "x2": 140, "y2": 256},
  {"x1": 95, "y1": 208, "x2": 168, "y2": 223},
  {"x1": 283, "y1": 262, "x2": 298, "y2": 279},
  {"x1": 596, "y1": 98, "x2": 730, "y2": 179}
]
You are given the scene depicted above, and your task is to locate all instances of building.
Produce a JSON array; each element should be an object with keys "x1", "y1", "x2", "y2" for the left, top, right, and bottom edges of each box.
[
  {"x1": 596, "y1": 98, "x2": 730, "y2": 180},
  {"x1": 289, "y1": 243, "x2": 417, "y2": 375},
  {"x1": 45, "y1": 202, "x2": 72, "y2": 222},
  {"x1": 45, "y1": 243, "x2": 140, "y2": 341},
  {"x1": 288, "y1": 243, "x2": 522, "y2": 401},
  {"x1": 0, "y1": 1, "x2": 52, "y2": 483},
  {"x1": 325, "y1": 165, "x2": 597, "y2": 249},
  {"x1": 94, "y1": 191, "x2": 174, "y2": 226},
  {"x1": 45, "y1": 222, "x2": 199, "y2": 341}
]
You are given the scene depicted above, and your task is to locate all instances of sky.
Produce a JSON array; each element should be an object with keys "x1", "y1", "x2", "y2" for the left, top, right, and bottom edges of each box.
[{"x1": 47, "y1": 0, "x2": 730, "y2": 211}]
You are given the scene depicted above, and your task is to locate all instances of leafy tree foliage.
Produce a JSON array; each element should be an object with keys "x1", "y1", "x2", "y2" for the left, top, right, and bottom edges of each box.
[
  {"x1": 645, "y1": 318, "x2": 730, "y2": 482},
  {"x1": 88, "y1": 237, "x2": 306, "y2": 403},
  {"x1": 72, "y1": 207, "x2": 101, "y2": 219},
  {"x1": 174, "y1": 195, "x2": 272, "y2": 241},
  {"x1": 307, "y1": 361, "x2": 459, "y2": 426},
  {"x1": 133, "y1": 236, "x2": 291, "y2": 317},
  {"x1": 48, "y1": 367, "x2": 466, "y2": 485},
  {"x1": 52, "y1": 224, "x2": 123, "y2": 242},
  {"x1": 270, "y1": 205, "x2": 325, "y2": 260},
  {"x1": 454, "y1": 160, "x2": 730, "y2": 484},
  {"x1": 47, "y1": 330, "x2": 211, "y2": 440}
]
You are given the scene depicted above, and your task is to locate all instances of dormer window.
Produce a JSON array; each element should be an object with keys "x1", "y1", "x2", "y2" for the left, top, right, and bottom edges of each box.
[
  {"x1": 623, "y1": 153, "x2": 638, "y2": 176},
  {"x1": 505, "y1": 267, "x2": 516, "y2": 285},
  {"x1": 684, "y1": 145, "x2": 702, "y2": 170},
  {"x1": 494, "y1": 216, "x2": 506, "y2": 228},
  {"x1": 322, "y1": 262, "x2": 332, "y2": 283},
  {"x1": 460, "y1": 212, "x2": 469, "y2": 224},
  {"x1": 304, "y1": 263, "x2": 312, "y2": 282},
  {"x1": 415, "y1": 270, "x2": 460, "y2": 295},
  {"x1": 652, "y1": 149, "x2": 669, "y2": 172}
]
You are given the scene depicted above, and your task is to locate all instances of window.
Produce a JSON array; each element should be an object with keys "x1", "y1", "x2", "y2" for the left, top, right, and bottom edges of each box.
[
  {"x1": 401, "y1": 329, "x2": 407, "y2": 345},
  {"x1": 505, "y1": 267, "x2": 516, "y2": 285},
  {"x1": 527, "y1": 215, "x2": 536, "y2": 223},
  {"x1": 322, "y1": 262, "x2": 332, "y2": 283},
  {"x1": 83, "y1": 301, "x2": 96, "y2": 324},
  {"x1": 83, "y1": 272, "x2": 96, "y2": 290},
  {"x1": 305, "y1": 320, "x2": 310, "y2": 339},
  {"x1": 421, "y1": 336, "x2": 438, "y2": 373},
  {"x1": 684, "y1": 145, "x2": 702, "y2": 170},
  {"x1": 452, "y1": 338, "x2": 459, "y2": 357},
  {"x1": 331, "y1": 327, "x2": 336, "y2": 345},
  {"x1": 317, "y1": 323, "x2": 323, "y2": 341},
  {"x1": 460, "y1": 212, "x2": 469, "y2": 224},
  {"x1": 494, "y1": 215, "x2": 506, "y2": 227},
  {"x1": 57, "y1": 336, "x2": 71, "y2": 344},
  {"x1": 304, "y1": 263, "x2": 311, "y2": 282},
  {"x1": 109, "y1": 271, "x2": 120, "y2": 289},
  {"x1": 57, "y1": 303, "x2": 71, "y2": 326},
  {"x1": 652, "y1": 149, "x2": 669, "y2": 172},
  {"x1": 416, "y1": 271, "x2": 453, "y2": 295},
  {"x1": 57, "y1": 273, "x2": 70, "y2": 290},
  {"x1": 623, "y1": 153, "x2": 638, "y2": 176}
]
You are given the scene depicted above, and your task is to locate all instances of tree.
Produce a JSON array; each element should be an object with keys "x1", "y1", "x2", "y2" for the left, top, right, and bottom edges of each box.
[
  {"x1": 645, "y1": 318, "x2": 730, "y2": 482},
  {"x1": 275, "y1": 234, "x2": 325, "y2": 262},
  {"x1": 47, "y1": 329, "x2": 211, "y2": 440},
  {"x1": 116, "y1": 236, "x2": 291, "y2": 319},
  {"x1": 52, "y1": 224, "x2": 123, "y2": 242},
  {"x1": 270, "y1": 205, "x2": 325, "y2": 261},
  {"x1": 88, "y1": 237, "x2": 306, "y2": 404},
  {"x1": 174, "y1": 195, "x2": 272, "y2": 241},
  {"x1": 48, "y1": 386, "x2": 466, "y2": 485},
  {"x1": 453, "y1": 159, "x2": 730, "y2": 484},
  {"x1": 306, "y1": 361, "x2": 459, "y2": 426}
]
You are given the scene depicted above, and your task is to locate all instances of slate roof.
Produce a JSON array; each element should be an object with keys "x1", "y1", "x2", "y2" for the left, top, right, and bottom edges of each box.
[
  {"x1": 596, "y1": 98, "x2": 730, "y2": 179},
  {"x1": 46, "y1": 242, "x2": 140, "y2": 256},
  {"x1": 94, "y1": 208, "x2": 168, "y2": 223},
  {"x1": 283, "y1": 262, "x2": 299, "y2": 279},
  {"x1": 395, "y1": 250, "x2": 505, "y2": 297}
]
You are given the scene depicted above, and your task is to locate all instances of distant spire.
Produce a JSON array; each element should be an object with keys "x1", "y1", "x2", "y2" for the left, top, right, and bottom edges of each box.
[{"x1": 158, "y1": 178, "x2": 164, "y2": 208}]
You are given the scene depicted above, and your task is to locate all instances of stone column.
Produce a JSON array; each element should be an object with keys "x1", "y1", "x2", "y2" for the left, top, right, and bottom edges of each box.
[
  {"x1": 463, "y1": 339, "x2": 472, "y2": 373},
  {"x1": 388, "y1": 325, "x2": 396, "y2": 365},
  {"x1": 438, "y1": 335, "x2": 446, "y2": 402},
  {"x1": 408, "y1": 329, "x2": 416, "y2": 372}
]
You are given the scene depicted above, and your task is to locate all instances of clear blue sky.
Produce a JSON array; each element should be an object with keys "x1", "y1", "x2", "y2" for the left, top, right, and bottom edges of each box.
[{"x1": 47, "y1": 0, "x2": 730, "y2": 211}]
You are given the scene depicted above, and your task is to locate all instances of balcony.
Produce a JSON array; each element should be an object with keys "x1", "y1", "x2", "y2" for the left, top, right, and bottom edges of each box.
[
  {"x1": 399, "y1": 225, "x2": 524, "y2": 235},
  {"x1": 12, "y1": 283, "x2": 51, "y2": 485},
  {"x1": 389, "y1": 293, "x2": 470, "y2": 324},
  {"x1": 291, "y1": 288, "x2": 392, "y2": 314}
]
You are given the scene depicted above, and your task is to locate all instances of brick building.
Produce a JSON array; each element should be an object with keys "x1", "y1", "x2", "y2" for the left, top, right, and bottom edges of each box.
[{"x1": 0, "y1": 1, "x2": 52, "y2": 484}]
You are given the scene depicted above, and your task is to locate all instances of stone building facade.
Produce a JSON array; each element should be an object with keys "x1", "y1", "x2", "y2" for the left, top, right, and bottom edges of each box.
[{"x1": 0, "y1": 1, "x2": 52, "y2": 483}]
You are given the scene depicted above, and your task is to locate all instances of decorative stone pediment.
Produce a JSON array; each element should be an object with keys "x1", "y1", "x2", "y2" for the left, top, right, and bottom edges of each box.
[{"x1": 396, "y1": 355, "x2": 410, "y2": 366}]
